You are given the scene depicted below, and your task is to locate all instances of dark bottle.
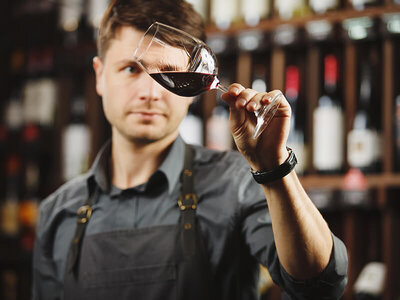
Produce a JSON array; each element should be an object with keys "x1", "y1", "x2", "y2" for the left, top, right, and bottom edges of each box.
[
  {"x1": 0, "y1": 155, "x2": 21, "y2": 236},
  {"x1": 395, "y1": 94, "x2": 400, "y2": 171},
  {"x1": 285, "y1": 65, "x2": 307, "y2": 174},
  {"x1": 313, "y1": 54, "x2": 344, "y2": 173},
  {"x1": 350, "y1": 0, "x2": 381, "y2": 10},
  {"x1": 19, "y1": 124, "x2": 41, "y2": 251},
  {"x1": 347, "y1": 58, "x2": 381, "y2": 172}
]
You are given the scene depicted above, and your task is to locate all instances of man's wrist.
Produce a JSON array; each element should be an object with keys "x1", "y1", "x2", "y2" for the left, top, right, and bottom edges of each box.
[{"x1": 250, "y1": 147, "x2": 297, "y2": 184}]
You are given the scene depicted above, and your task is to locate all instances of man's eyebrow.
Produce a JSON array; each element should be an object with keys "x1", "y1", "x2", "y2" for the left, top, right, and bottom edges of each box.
[
  {"x1": 158, "y1": 63, "x2": 181, "y2": 71},
  {"x1": 140, "y1": 59, "x2": 181, "y2": 72},
  {"x1": 116, "y1": 59, "x2": 140, "y2": 66}
]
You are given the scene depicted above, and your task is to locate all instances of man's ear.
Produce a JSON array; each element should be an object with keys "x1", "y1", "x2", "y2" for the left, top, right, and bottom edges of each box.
[{"x1": 93, "y1": 56, "x2": 104, "y2": 96}]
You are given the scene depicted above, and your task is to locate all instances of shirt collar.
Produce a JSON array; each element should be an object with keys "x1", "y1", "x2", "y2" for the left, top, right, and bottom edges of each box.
[{"x1": 87, "y1": 136, "x2": 186, "y2": 195}]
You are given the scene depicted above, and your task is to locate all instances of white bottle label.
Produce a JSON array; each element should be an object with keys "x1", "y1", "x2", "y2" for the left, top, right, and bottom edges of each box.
[
  {"x1": 62, "y1": 124, "x2": 91, "y2": 181},
  {"x1": 1, "y1": 199, "x2": 19, "y2": 236},
  {"x1": 186, "y1": 0, "x2": 208, "y2": 21},
  {"x1": 179, "y1": 114, "x2": 204, "y2": 146},
  {"x1": 309, "y1": 0, "x2": 339, "y2": 13},
  {"x1": 88, "y1": 0, "x2": 109, "y2": 28},
  {"x1": 211, "y1": 0, "x2": 239, "y2": 29},
  {"x1": 241, "y1": 0, "x2": 270, "y2": 26},
  {"x1": 206, "y1": 107, "x2": 231, "y2": 150},
  {"x1": 313, "y1": 106, "x2": 344, "y2": 171},
  {"x1": 347, "y1": 129, "x2": 380, "y2": 168},
  {"x1": 288, "y1": 133, "x2": 308, "y2": 175},
  {"x1": 275, "y1": 0, "x2": 305, "y2": 19}
]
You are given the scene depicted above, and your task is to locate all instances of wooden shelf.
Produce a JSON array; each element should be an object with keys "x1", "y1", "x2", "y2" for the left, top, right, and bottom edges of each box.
[
  {"x1": 206, "y1": 5, "x2": 400, "y2": 34},
  {"x1": 300, "y1": 173, "x2": 400, "y2": 189}
]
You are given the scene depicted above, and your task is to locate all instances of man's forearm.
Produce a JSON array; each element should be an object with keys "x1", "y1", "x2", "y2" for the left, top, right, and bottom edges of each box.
[{"x1": 261, "y1": 170, "x2": 333, "y2": 280}]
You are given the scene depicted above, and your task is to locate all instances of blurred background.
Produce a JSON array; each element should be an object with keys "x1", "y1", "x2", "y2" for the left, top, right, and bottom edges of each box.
[{"x1": 0, "y1": 0, "x2": 399, "y2": 299}]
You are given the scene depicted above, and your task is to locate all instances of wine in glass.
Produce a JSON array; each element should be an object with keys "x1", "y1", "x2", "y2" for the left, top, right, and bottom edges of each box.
[{"x1": 133, "y1": 22, "x2": 282, "y2": 139}]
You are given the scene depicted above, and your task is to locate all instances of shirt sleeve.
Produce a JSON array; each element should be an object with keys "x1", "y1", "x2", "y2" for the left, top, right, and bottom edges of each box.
[{"x1": 238, "y1": 172, "x2": 348, "y2": 299}]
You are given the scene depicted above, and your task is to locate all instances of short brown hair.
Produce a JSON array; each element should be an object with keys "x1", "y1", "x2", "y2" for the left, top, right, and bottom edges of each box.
[{"x1": 97, "y1": 0, "x2": 206, "y2": 59}]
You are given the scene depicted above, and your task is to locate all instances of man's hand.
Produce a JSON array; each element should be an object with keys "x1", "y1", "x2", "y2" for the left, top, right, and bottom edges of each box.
[{"x1": 221, "y1": 83, "x2": 292, "y2": 171}]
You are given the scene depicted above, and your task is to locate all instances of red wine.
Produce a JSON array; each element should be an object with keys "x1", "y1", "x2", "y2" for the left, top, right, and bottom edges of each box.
[{"x1": 150, "y1": 72, "x2": 218, "y2": 97}]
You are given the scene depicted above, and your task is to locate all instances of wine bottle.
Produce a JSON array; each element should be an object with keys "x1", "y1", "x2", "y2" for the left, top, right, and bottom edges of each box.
[
  {"x1": 186, "y1": 0, "x2": 208, "y2": 23},
  {"x1": 347, "y1": 58, "x2": 381, "y2": 172},
  {"x1": 23, "y1": 78, "x2": 57, "y2": 127},
  {"x1": 179, "y1": 99, "x2": 204, "y2": 146},
  {"x1": 1, "y1": 155, "x2": 21, "y2": 236},
  {"x1": 62, "y1": 95, "x2": 91, "y2": 182},
  {"x1": 59, "y1": 0, "x2": 84, "y2": 32},
  {"x1": 274, "y1": 0, "x2": 310, "y2": 20},
  {"x1": 87, "y1": 0, "x2": 109, "y2": 29},
  {"x1": 206, "y1": 104, "x2": 231, "y2": 150},
  {"x1": 5, "y1": 94, "x2": 24, "y2": 132},
  {"x1": 1, "y1": 270, "x2": 18, "y2": 300},
  {"x1": 251, "y1": 61, "x2": 268, "y2": 92},
  {"x1": 395, "y1": 93, "x2": 400, "y2": 171},
  {"x1": 313, "y1": 54, "x2": 345, "y2": 173},
  {"x1": 240, "y1": 0, "x2": 271, "y2": 27},
  {"x1": 19, "y1": 124, "x2": 41, "y2": 251},
  {"x1": 285, "y1": 65, "x2": 307, "y2": 174},
  {"x1": 309, "y1": 0, "x2": 340, "y2": 14},
  {"x1": 210, "y1": 0, "x2": 240, "y2": 30},
  {"x1": 354, "y1": 262, "x2": 386, "y2": 299},
  {"x1": 350, "y1": 0, "x2": 381, "y2": 10}
]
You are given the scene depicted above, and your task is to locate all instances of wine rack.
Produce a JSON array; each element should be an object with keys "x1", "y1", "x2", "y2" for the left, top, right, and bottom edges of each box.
[
  {"x1": 0, "y1": 1, "x2": 400, "y2": 300},
  {"x1": 204, "y1": 2, "x2": 400, "y2": 300}
]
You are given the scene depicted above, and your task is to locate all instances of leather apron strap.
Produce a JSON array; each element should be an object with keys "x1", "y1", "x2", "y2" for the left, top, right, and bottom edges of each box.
[
  {"x1": 66, "y1": 186, "x2": 97, "y2": 275},
  {"x1": 178, "y1": 144, "x2": 197, "y2": 257}
]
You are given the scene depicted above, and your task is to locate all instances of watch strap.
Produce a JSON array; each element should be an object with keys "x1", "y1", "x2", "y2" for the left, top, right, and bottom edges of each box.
[{"x1": 251, "y1": 148, "x2": 297, "y2": 184}]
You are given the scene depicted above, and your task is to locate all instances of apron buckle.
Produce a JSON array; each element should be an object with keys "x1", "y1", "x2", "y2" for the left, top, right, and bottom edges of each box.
[
  {"x1": 77, "y1": 205, "x2": 93, "y2": 224},
  {"x1": 178, "y1": 193, "x2": 197, "y2": 211}
]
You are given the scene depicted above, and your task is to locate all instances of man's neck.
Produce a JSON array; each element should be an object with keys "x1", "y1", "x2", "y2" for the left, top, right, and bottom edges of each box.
[{"x1": 111, "y1": 133, "x2": 177, "y2": 189}]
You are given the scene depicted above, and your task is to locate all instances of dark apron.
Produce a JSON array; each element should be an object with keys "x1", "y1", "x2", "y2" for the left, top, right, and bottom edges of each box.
[{"x1": 64, "y1": 145, "x2": 213, "y2": 300}]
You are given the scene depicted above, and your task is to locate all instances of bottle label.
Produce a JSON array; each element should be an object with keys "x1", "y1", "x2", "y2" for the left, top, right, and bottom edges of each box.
[
  {"x1": 313, "y1": 106, "x2": 344, "y2": 171},
  {"x1": 179, "y1": 114, "x2": 204, "y2": 146},
  {"x1": 347, "y1": 129, "x2": 380, "y2": 168},
  {"x1": 324, "y1": 55, "x2": 338, "y2": 86},
  {"x1": 206, "y1": 108, "x2": 231, "y2": 150}
]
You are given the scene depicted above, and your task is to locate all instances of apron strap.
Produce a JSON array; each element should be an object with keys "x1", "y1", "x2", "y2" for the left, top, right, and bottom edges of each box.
[
  {"x1": 178, "y1": 144, "x2": 198, "y2": 257},
  {"x1": 66, "y1": 186, "x2": 97, "y2": 275}
]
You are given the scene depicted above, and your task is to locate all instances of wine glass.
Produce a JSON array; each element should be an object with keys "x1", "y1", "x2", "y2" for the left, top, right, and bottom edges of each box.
[{"x1": 133, "y1": 22, "x2": 282, "y2": 139}]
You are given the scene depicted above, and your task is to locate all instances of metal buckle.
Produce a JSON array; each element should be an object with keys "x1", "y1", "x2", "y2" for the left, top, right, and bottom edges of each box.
[
  {"x1": 77, "y1": 205, "x2": 93, "y2": 224},
  {"x1": 178, "y1": 193, "x2": 197, "y2": 211}
]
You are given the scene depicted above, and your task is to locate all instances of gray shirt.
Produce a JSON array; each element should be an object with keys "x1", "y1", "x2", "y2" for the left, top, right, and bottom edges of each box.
[{"x1": 32, "y1": 136, "x2": 348, "y2": 300}]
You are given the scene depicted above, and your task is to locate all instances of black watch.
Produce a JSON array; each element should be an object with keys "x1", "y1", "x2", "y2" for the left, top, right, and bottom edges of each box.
[{"x1": 251, "y1": 148, "x2": 297, "y2": 184}]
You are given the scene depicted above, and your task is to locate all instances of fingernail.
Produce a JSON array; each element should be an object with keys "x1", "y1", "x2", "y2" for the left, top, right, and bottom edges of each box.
[
  {"x1": 231, "y1": 87, "x2": 239, "y2": 95},
  {"x1": 238, "y1": 98, "x2": 247, "y2": 107},
  {"x1": 262, "y1": 95, "x2": 272, "y2": 104}
]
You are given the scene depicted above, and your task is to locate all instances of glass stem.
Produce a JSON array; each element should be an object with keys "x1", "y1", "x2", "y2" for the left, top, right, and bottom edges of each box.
[{"x1": 217, "y1": 84, "x2": 229, "y2": 93}]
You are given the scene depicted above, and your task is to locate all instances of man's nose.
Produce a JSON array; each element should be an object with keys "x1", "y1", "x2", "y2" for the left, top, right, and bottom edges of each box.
[{"x1": 137, "y1": 74, "x2": 163, "y2": 101}]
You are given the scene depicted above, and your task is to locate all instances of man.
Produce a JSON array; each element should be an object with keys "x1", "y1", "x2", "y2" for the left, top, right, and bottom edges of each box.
[{"x1": 32, "y1": 0, "x2": 348, "y2": 299}]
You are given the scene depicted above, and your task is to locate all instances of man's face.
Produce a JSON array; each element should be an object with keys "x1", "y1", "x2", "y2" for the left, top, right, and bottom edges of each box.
[{"x1": 93, "y1": 26, "x2": 193, "y2": 144}]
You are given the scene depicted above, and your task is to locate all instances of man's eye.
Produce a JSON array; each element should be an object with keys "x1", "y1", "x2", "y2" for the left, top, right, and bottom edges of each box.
[{"x1": 122, "y1": 66, "x2": 140, "y2": 74}]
